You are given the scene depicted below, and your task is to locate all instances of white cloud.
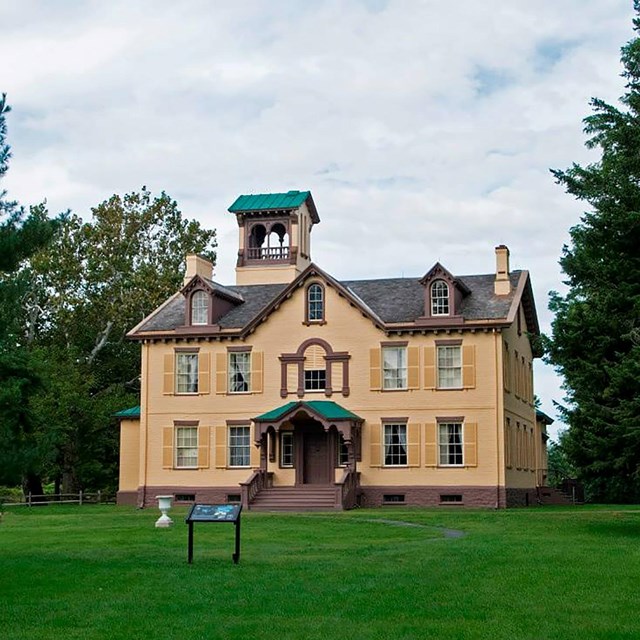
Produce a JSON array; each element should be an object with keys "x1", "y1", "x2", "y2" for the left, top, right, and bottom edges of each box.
[{"x1": 0, "y1": 0, "x2": 636, "y2": 437}]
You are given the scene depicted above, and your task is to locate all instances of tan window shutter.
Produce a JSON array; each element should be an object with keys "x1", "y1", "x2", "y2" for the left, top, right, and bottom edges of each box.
[
  {"x1": 423, "y1": 347, "x2": 435, "y2": 389},
  {"x1": 464, "y1": 422, "x2": 478, "y2": 467},
  {"x1": 369, "y1": 424, "x2": 382, "y2": 467},
  {"x1": 286, "y1": 363, "x2": 298, "y2": 395},
  {"x1": 369, "y1": 349, "x2": 381, "y2": 391},
  {"x1": 425, "y1": 422, "x2": 437, "y2": 467},
  {"x1": 304, "y1": 345, "x2": 325, "y2": 370},
  {"x1": 407, "y1": 423, "x2": 421, "y2": 467},
  {"x1": 163, "y1": 354, "x2": 174, "y2": 395},
  {"x1": 407, "y1": 347, "x2": 420, "y2": 389},
  {"x1": 162, "y1": 426, "x2": 173, "y2": 468},
  {"x1": 215, "y1": 425, "x2": 227, "y2": 468},
  {"x1": 251, "y1": 351, "x2": 263, "y2": 393},
  {"x1": 250, "y1": 430, "x2": 260, "y2": 468},
  {"x1": 197, "y1": 426, "x2": 210, "y2": 468},
  {"x1": 198, "y1": 353, "x2": 210, "y2": 395},
  {"x1": 215, "y1": 353, "x2": 227, "y2": 394},
  {"x1": 462, "y1": 345, "x2": 476, "y2": 389}
]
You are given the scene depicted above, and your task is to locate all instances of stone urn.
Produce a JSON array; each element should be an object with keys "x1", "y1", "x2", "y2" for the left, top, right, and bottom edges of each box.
[{"x1": 155, "y1": 495, "x2": 174, "y2": 528}]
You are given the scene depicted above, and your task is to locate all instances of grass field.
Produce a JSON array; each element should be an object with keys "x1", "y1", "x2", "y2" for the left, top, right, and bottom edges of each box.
[{"x1": 1, "y1": 505, "x2": 640, "y2": 639}]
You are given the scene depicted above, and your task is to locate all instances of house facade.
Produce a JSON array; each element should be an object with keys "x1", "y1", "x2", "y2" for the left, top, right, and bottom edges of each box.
[{"x1": 117, "y1": 190, "x2": 545, "y2": 509}]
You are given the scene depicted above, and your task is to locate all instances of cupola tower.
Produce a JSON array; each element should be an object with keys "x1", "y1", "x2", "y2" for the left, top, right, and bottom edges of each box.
[{"x1": 228, "y1": 190, "x2": 320, "y2": 285}]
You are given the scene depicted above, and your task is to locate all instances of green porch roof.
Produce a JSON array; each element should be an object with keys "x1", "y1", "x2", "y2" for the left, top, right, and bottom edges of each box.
[
  {"x1": 114, "y1": 405, "x2": 141, "y2": 419},
  {"x1": 228, "y1": 190, "x2": 311, "y2": 213},
  {"x1": 254, "y1": 401, "x2": 361, "y2": 422}
]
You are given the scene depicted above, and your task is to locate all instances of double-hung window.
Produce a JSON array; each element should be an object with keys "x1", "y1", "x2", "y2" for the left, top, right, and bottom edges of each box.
[
  {"x1": 229, "y1": 352, "x2": 251, "y2": 393},
  {"x1": 431, "y1": 280, "x2": 449, "y2": 315},
  {"x1": 229, "y1": 426, "x2": 251, "y2": 467},
  {"x1": 437, "y1": 345, "x2": 462, "y2": 388},
  {"x1": 307, "y1": 284, "x2": 324, "y2": 322},
  {"x1": 337, "y1": 434, "x2": 349, "y2": 467},
  {"x1": 191, "y1": 290, "x2": 208, "y2": 325},
  {"x1": 384, "y1": 423, "x2": 407, "y2": 466},
  {"x1": 382, "y1": 346, "x2": 407, "y2": 390},
  {"x1": 438, "y1": 422, "x2": 464, "y2": 466},
  {"x1": 175, "y1": 426, "x2": 198, "y2": 468},
  {"x1": 176, "y1": 353, "x2": 198, "y2": 394},
  {"x1": 280, "y1": 431, "x2": 294, "y2": 467}
]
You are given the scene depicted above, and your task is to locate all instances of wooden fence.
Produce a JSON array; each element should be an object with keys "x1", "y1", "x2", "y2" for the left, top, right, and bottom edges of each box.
[{"x1": 0, "y1": 491, "x2": 116, "y2": 507}]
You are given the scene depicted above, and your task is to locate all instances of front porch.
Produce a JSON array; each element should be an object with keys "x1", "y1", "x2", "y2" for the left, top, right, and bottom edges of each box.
[{"x1": 241, "y1": 401, "x2": 363, "y2": 510}]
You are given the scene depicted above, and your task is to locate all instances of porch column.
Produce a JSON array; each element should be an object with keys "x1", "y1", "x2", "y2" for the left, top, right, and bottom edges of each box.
[{"x1": 259, "y1": 434, "x2": 268, "y2": 472}]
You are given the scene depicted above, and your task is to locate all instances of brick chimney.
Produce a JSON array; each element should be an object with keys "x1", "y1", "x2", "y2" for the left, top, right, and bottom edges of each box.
[
  {"x1": 494, "y1": 245, "x2": 511, "y2": 296},
  {"x1": 184, "y1": 254, "x2": 213, "y2": 286}
]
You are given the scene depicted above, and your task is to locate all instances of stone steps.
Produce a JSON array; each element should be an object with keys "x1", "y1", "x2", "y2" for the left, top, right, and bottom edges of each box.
[{"x1": 250, "y1": 485, "x2": 339, "y2": 511}]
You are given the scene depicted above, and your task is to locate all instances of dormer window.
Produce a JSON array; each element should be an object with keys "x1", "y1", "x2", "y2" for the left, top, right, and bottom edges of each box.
[
  {"x1": 307, "y1": 283, "x2": 324, "y2": 322},
  {"x1": 431, "y1": 280, "x2": 449, "y2": 316},
  {"x1": 191, "y1": 290, "x2": 209, "y2": 325}
]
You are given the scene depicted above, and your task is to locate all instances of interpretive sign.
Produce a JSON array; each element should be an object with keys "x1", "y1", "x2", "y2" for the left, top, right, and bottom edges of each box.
[{"x1": 185, "y1": 503, "x2": 242, "y2": 564}]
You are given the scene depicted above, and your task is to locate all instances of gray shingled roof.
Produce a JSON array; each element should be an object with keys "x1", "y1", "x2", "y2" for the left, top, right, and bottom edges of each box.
[{"x1": 134, "y1": 270, "x2": 522, "y2": 334}]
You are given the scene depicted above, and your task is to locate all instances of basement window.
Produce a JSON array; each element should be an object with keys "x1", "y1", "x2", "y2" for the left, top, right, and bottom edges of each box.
[
  {"x1": 175, "y1": 494, "x2": 195, "y2": 502},
  {"x1": 440, "y1": 494, "x2": 463, "y2": 504},
  {"x1": 382, "y1": 494, "x2": 406, "y2": 504},
  {"x1": 226, "y1": 494, "x2": 241, "y2": 504}
]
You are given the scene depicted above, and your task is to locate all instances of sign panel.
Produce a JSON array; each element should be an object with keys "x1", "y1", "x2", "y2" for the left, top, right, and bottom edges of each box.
[{"x1": 186, "y1": 503, "x2": 241, "y2": 523}]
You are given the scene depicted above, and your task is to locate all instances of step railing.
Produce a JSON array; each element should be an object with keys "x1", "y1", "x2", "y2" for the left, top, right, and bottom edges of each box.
[
  {"x1": 240, "y1": 470, "x2": 273, "y2": 509},
  {"x1": 335, "y1": 469, "x2": 360, "y2": 510}
]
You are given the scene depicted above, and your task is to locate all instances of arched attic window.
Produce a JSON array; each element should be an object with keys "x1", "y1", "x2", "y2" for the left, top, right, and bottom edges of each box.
[
  {"x1": 191, "y1": 290, "x2": 209, "y2": 325},
  {"x1": 307, "y1": 283, "x2": 324, "y2": 322},
  {"x1": 431, "y1": 280, "x2": 450, "y2": 316}
]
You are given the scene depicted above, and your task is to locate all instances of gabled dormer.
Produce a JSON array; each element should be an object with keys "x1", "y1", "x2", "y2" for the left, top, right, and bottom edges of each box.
[
  {"x1": 229, "y1": 190, "x2": 320, "y2": 286},
  {"x1": 181, "y1": 254, "x2": 244, "y2": 329},
  {"x1": 416, "y1": 262, "x2": 470, "y2": 326}
]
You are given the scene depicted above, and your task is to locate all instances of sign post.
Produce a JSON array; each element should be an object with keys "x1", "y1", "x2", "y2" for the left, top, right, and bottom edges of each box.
[{"x1": 185, "y1": 504, "x2": 243, "y2": 564}]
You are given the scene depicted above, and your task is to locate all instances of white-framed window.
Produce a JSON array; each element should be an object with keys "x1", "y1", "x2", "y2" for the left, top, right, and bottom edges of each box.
[
  {"x1": 229, "y1": 426, "x2": 251, "y2": 467},
  {"x1": 304, "y1": 369, "x2": 326, "y2": 391},
  {"x1": 438, "y1": 422, "x2": 464, "y2": 466},
  {"x1": 175, "y1": 426, "x2": 198, "y2": 468},
  {"x1": 382, "y1": 346, "x2": 407, "y2": 390},
  {"x1": 229, "y1": 352, "x2": 251, "y2": 393},
  {"x1": 307, "y1": 283, "x2": 324, "y2": 322},
  {"x1": 384, "y1": 423, "x2": 407, "y2": 466},
  {"x1": 437, "y1": 345, "x2": 461, "y2": 389},
  {"x1": 176, "y1": 352, "x2": 198, "y2": 394},
  {"x1": 337, "y1": 434, "x2": 349, "y2": 467},
  {"x1": 191, "y1": 290, "x2": 208, "y2": 325},
  {"x1": 280, "y1": 431, "x2": 294, "y2": 467},
  {"x1": 431, "y1": 280, "x2": 449, "y2": 316}
]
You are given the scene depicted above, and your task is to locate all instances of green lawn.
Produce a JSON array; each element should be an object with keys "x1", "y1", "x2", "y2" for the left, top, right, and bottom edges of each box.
[{"x1": 1, "y1": 505, "x2": 639, "y2": 639}]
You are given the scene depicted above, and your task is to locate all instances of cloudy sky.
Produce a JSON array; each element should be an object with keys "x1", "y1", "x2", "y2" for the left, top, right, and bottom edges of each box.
[{"x1": 1, "y1": 0, "x2": 636, "y2": 437}]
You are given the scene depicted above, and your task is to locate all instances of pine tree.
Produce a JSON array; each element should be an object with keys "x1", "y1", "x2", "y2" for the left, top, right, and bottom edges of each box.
[
  {"x1": 0, "y1": 95, "x2": 58, "y2": 491},
  {"x1": 547, "y1": 4, "x2": 640, "y2": 502}
]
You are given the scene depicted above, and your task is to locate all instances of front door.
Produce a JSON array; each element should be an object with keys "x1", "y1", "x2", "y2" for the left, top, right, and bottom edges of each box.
[{"x1": 302, "y1": 423, "x2": 330, "y2": 484}]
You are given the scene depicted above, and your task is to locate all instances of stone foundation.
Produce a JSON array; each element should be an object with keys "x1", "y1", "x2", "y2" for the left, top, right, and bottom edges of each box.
[
  {"x1": 505, "y1": 487, "x2": 538, "y2": 507},
  {"x1": 116, "y1": 490, "x2": 138, "y2": 506},
  {"x1": 126, "y1": 484, "x2": 535, "y2": 509},
  {"x1": 358, "y1": 485, "x2": 504, "y2": 509},
  {"x1": 134, "y1": 486, "x2": 242, "y2": 508}
]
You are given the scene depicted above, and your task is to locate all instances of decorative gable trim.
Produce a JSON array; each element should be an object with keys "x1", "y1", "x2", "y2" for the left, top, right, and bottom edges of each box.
[{"x1": 240, "y1": 263, "x2": 387, "y2": 338}]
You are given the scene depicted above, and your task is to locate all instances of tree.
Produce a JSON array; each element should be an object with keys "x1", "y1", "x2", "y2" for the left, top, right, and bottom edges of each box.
[
  {"x1": 0, "y1": 94, "x2": 59, "y2": 492},
  {"x1": 547, "y1": 5, "x2": 640, "y2": 502},
  {"x1": 25, "y1": 188, "x2": 217, "y2": 492}
]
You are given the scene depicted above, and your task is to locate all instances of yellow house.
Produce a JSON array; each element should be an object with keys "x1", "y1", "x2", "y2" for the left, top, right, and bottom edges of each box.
[{"x1": 117, "y1": 190, "x2": 545, "y2": 509}]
